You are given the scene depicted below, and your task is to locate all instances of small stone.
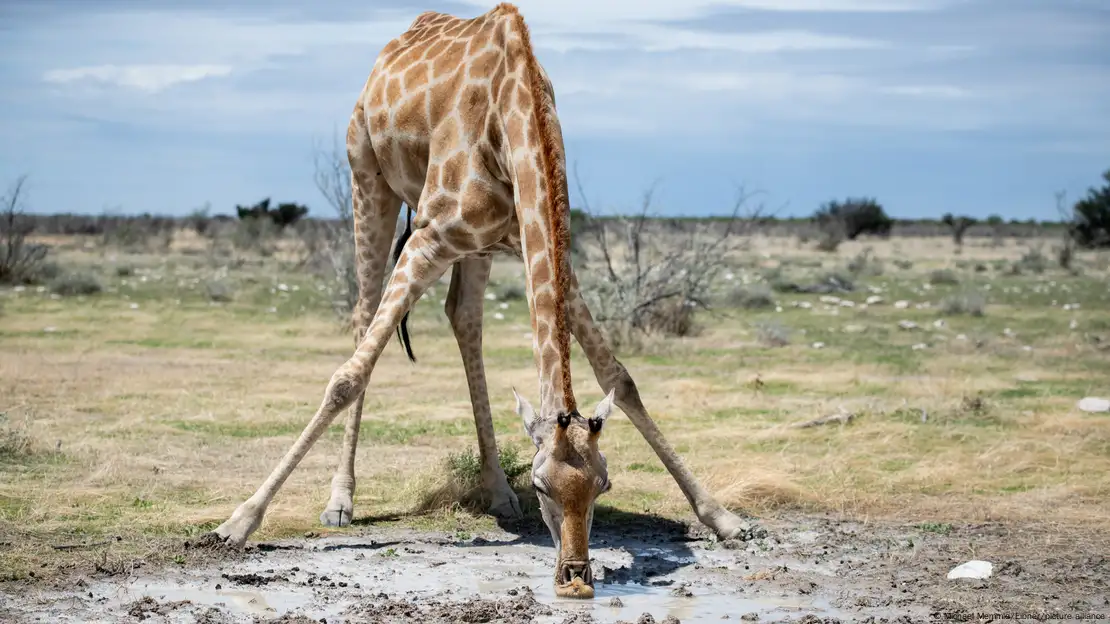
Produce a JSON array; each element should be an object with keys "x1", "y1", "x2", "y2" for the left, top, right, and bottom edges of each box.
[
  {"x1": 1078, "y1": 397, "x2": 1110, "y2": 413},
  {"x1": 740, "y1": 614, "x2": 759, "y2": 622},
  {"x1": 947, "y1": 560, "x2": 993, "y2": 580},
  {"x1": 609, "y1": 597, "x2": 624, "y2": 607}
]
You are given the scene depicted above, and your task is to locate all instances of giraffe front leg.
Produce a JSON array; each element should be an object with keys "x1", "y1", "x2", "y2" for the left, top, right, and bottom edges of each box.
[
  {"x1": 445, "y1": 256, "x2": 522, "y2": 520},
  {"x1": 564, "y1": 273, "x2": 751, "y2": 540},
  {"x1": 319, "y1": 111, "x2": 403, "y2": 528},
  {"x1": 206, "y1": 227, "x2": 457, "y2": 548}
]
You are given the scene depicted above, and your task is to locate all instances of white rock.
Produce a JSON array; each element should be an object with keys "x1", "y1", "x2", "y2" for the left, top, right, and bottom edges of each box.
[
  {"x1": 129, "y1": 303, "x2": 140, "y2": 310},
  {"x1": 277, "y1": 283, "x2": 289, "y2": 292},
  {"x1": 820, "y1": 295, "x2": 841, "y2": 304},
  {"x1": 797, "y1": 301, "x2": 813, "y2": 309},
  {"x1": 866, "y1": 295, "x2": 883, "y2": 305},
  {"x1": 933, "y1": 319, "x2": 946, "y2": 329},
  {"x1": 499, "y1": 302, "x2": 509, "y2": 309},
  {"x1": 485, "y1": 292, "x2": 497, "y2": 300},
  {"x1": 947, "y1": 560, "x2": 993, "y2": 580},
  {"x1": 493, "y1": 312, "x2": 505, "y2": 320},
  {"x1": 1078, "y1": 397, "x2": 1110, "y2": 413},
  {"x1": 898, "y1": 320, "x2": 918, "y2": 330},
  {"x1": 811, "y1": 342, "x2": 825, "y2": 349},
  {"x1": 1069, "y1": 319, "x2": 1079, "y2": 330},
  {"x1": 894, "y1": 300, "x2": 909, "y2": 309},
  {"x1": 911, "y1": 343, "x2": 928, "y2": 350},
  {"x1": 839, "y1": 300, "x2": 855, "y2": 308},
  {"x1": 956, "y1": 334, "x2": 968, "y2": 341}
]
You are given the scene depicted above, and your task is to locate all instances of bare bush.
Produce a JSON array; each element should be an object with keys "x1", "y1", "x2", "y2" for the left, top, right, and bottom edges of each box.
[
  {"x1": 308, "y1": 134, "x2": 360, "y2": 323},
  {"x1": 0, "y1": 175, "x2": 52, "y2": 285},
  {"x1": 572, "y1": 170, "x2": 766, "y2": 353}
]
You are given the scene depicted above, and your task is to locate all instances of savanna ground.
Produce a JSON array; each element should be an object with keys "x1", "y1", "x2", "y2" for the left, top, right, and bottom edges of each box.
[{"x1": 1, "y1": 225, "x2": 1109, "y2": 623}]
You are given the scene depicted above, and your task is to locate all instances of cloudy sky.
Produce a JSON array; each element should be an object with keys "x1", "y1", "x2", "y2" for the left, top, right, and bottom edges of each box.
[{"x1": 2, "y1": 0, "x2": 1107, "y2": 220}]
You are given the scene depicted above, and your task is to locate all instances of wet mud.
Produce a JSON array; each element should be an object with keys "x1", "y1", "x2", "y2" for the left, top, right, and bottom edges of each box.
[{"x1": 2, "y1": 512, "x2": 1108, "y2": 623}]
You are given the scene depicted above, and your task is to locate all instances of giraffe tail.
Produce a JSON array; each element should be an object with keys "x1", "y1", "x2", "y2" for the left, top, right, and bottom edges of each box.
[{"x1": 391, "y1": 206, "x2": 417, "y2": 363}]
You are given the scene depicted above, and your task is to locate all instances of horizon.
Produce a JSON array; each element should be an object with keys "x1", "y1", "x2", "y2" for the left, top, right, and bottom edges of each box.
[{"x1": 2, "y1": 0, "x2": 1108, "y2": 221}]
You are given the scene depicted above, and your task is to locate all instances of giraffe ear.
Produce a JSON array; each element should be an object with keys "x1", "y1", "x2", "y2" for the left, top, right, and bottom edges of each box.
[
  {"x1": 512, "y1": 387, "x2": 541, "y2": 447},
  {"x1": 589, "y1": 388, "x2": 616, "y2": 436}
]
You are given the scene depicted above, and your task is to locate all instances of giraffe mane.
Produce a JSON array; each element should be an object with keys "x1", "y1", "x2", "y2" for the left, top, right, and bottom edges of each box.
[{"x1": 500, "y1": 3, "x2": 576, "y2": 413}]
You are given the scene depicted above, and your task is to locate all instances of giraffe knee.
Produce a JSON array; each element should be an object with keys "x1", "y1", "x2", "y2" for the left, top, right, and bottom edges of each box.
[
  {"x1": 325, "y1": 363, "x2": 368, "y2": 413},
  {"x1": 610, "y1": 367, "x2": 641, "y2": 408}
]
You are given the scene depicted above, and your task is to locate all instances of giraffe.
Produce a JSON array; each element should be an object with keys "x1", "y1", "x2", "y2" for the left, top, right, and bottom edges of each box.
[{"x1": 204, "y1": 3, "x2": 750, "y2": 599}]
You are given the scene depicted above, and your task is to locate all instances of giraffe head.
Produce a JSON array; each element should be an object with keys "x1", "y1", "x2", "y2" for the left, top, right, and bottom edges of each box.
[{"x1": 513, "y1": 387, "x2": 614, "y2": 599}]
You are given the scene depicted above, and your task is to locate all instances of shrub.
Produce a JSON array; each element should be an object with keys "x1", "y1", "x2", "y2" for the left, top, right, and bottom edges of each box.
[
  {"x1": 941, "y1": 291, "x2": 985, "y2": 316},
  {"x1": 205, "y1": 280, "x2": 235, "y2": 302},
  {"x1": 0, "y1": 413, "x2": 33, "y2": 460},
  {"x1": 726, "y1": 283, "x2": 775, "y2": 309},
  {"x1": 49, "y1": 272, "x2": 103, "y2": 296},
  {"x1": 813, "y1": 197, "x2": 892, "y2": 240},
  {"x1": 847, "y1": 247, "x2": 883, "y2": 276},
  {"x1": 445, "y1": 443, "x2": 531, "y2": 489},
  {"x1": 928, "y1": 269, "x2": 960, "y2": 285},
  {"x1": 942, "y1": 213, "x2": 978, "y2": 247},
  {"x1": 232, "y1": 216, "x2": 280, "y2": 254},
  {"x1": 814, "y1": 223, "x2": 845, "y2": 253},
  {"x1": 0, "y1": 175, "x2": 52, "y2": 285},
  {"x1": 754, "y1": 320, "x2": 790, "y2": 347},
  {"x1": 1068, "y1": 169, "x2": 1110, "y2": 248},
  {"x1": 494, "y1": 282, "x2": 526, "y2": 302},
  {"x1": 1012, "y1": 247, "x2": 1047, "y2": 274},
  {"x1": 235, "y1": 197, "x2": 309, "y2": 229}
]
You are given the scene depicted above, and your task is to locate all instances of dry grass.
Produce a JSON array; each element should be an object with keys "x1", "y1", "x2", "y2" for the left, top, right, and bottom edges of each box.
[{"x1": 1, "y1": 230, "x2": 1109, "y2": 579}]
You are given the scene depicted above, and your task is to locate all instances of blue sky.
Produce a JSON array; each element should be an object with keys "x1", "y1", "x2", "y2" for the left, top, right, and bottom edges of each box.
[{"x1": 1, "y1": 0, "x2": 1107, "y2": 221}]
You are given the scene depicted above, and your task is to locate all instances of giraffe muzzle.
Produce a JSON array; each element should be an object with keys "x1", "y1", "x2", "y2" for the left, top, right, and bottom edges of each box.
[{"x1": 555, "y1": 560, "x2": 594, "y2": 598}]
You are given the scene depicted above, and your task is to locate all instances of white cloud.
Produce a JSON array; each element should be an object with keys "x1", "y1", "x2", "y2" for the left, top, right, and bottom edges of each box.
[
  {"x1": 879, "y1": 85, "x2": 972, "y2": 98},
  {"x1": 43, "y1": 64, "x2": 233, "y2": 92}
]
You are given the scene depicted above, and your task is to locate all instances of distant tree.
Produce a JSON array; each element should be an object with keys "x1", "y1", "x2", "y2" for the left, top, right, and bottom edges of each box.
[
  {"x1": 235, "y1": 197, "x2": 309, "y2": 229},
  {"x1": 1068, "y1": 169, "x2": 1110, "y2": 249},
  {"x1": 813, "y1": 197, "x2": 892, "y2": 240},
  {"x1": 941, "y1": 213, "x2": 978, "y2": 247}
]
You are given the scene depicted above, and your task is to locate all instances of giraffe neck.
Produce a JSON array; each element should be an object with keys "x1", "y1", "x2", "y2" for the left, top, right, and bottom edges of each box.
[{"x1": 502, "y1": 6, "x2": 576, "y2": 418}]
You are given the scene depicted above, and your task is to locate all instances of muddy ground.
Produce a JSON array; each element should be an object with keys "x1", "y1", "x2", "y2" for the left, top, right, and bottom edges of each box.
[{"x1": 1, "y1": 512, "x2": 1107, "y2": 623}]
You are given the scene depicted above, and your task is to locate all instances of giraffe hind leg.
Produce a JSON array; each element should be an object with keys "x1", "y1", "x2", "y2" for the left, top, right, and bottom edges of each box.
[{"x1": 445, "y1": 256, "x2": 522, "y2": 519}]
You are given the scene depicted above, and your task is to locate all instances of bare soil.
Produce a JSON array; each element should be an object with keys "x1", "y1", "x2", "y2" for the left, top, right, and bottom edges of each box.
[{"x1": 2, "y1": 512, "x2": 1107, "y2": 623}]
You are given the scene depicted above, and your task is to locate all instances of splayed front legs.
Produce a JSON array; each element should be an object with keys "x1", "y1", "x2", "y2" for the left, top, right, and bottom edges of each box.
[{"x1": 207, "y1": 228, "x2": 457, "y2": 547}]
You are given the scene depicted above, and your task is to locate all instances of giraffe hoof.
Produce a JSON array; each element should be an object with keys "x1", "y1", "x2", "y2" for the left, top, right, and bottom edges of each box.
[
  {"x1": 320, "y1": 506, "x2": 353, "y2": 527},
  {"x1": 488, "y1": 490, "x2": 523, "y2": 520}
]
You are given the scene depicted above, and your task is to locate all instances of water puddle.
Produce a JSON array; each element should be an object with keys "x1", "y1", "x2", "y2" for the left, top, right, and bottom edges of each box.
[{"x1": 36, "y1": 535, "x2": 852, "y2": 622}]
